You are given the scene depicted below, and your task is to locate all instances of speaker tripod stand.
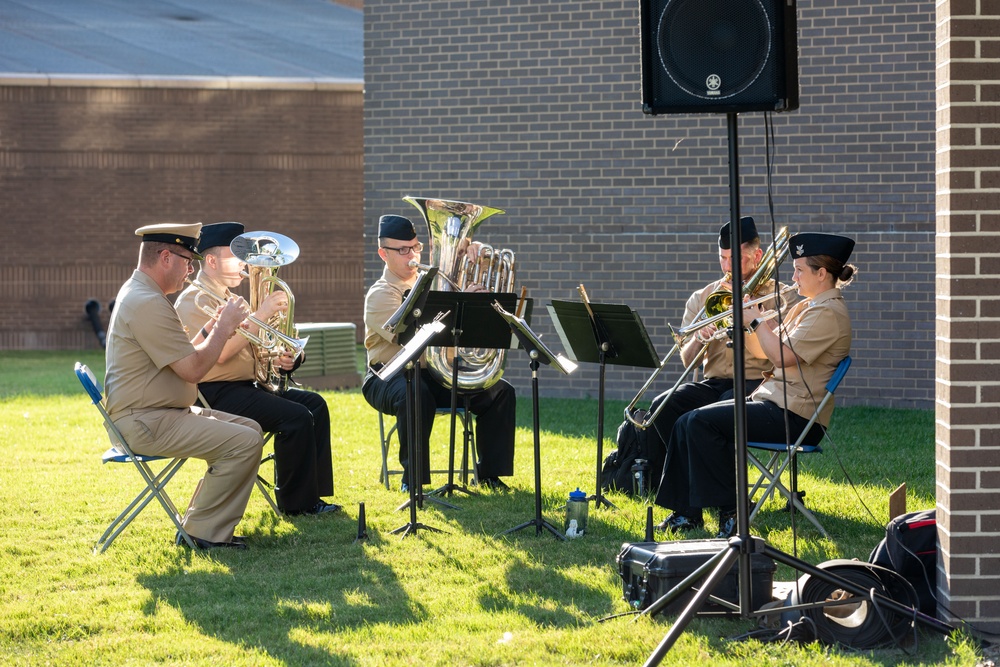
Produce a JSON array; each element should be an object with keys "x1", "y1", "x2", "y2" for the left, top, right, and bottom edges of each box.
[{"x1": 641, "y1": 113, "x2": 953, "y2": 665}]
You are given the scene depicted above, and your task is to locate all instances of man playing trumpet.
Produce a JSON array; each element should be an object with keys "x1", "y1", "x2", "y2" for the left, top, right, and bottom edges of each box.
[
  {"x1": 105, "y1": 223, "x2": 263, "y2": 550},
  {"x1": 646, "y1": 217, "x2": 777, "y2": 518},
  {"x1": 175, "y1": 222, "x2": 338, "y2": 517}
]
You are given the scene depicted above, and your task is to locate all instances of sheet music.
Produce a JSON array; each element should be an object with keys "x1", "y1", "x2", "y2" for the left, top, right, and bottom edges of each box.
[
  {"x1": 376, "y1": 318, "x2": 447, "y2": 381},
  {"x1": 491, "y1": 301, "x2": 578, "y2": 375}
]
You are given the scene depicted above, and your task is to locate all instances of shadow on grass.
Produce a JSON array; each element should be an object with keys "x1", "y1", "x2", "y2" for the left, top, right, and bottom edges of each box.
[{"x1": 135, "y1": 521, "x2": 418, "y2": 666}]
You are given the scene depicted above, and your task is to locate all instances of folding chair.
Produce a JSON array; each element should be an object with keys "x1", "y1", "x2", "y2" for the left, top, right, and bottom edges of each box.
[
  {"x1": 378, "y1": 400, "x2": 478, "y2": 490},
  {"x1": 195, "y1": 391, "x2": 281, "y2": 516},
  {"x1": 746, "y1": 355, "x2": 852, "y2": 538},
  {"x1": 74, "y1": 362, "x2": 196, "y2": 553}
]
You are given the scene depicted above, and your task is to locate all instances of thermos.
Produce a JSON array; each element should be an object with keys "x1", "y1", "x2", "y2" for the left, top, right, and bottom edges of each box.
[{"x1": 565, "y1": 487, "x2": 588, "y2": 538}]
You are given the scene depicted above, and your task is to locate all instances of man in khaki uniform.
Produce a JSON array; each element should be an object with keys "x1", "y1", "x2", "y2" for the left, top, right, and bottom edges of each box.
[
  {"x1": 104, "y1": 222, "x2": 264, "y2": 550},
  {"x1": 645, "y1": 217, "x2": 773, "y2": 493},
  {"x1": 174, "y1": 222, "x2": 337, "y2": 516}
]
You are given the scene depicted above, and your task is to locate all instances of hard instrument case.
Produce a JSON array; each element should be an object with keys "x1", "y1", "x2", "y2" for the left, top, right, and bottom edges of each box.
[{"x1": 616, "y1": 539, "x2": 776, "y2": 615}]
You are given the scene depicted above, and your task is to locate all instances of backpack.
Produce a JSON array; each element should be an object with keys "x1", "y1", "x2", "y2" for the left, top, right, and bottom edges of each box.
[
  {"x1": 601, "y1": 410, "x2": 656, "y2": 495},
  {"x1": 868, "y1": 508, "x2": 938, "y2": 615}
]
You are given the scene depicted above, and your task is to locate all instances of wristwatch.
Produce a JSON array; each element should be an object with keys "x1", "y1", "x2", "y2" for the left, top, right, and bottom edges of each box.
[{"x1": 747, "y1": 318, "x2": 762, "y2": 333}]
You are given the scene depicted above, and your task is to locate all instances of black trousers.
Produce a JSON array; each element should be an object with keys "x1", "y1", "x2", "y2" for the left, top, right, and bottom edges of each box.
[
  {"x1": 362, "y1": 367, "x2": 516, "y2": 485},
  {"x1": 654, "y1": 398, "x2": 824, "y2": 515},
  {"x1": 199, "y1": 381, "x2": 334, "y2": 513},
  {"x1": 647, "y1": 377, "x2": 763, "y2": 489}
]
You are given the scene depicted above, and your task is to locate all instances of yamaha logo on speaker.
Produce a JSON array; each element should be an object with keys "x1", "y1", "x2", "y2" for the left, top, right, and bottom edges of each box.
[
  {"x1": 706, "y1": 74, "x2": 721, "y2": 96},
  {"x1": 639, "y1": 0, "x2": 799, "y2": 115}
]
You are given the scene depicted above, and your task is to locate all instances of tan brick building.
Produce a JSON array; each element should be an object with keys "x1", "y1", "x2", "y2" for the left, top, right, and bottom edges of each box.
[{"x1": 0, "y1": 2, "x2": 365, "y2": 351}]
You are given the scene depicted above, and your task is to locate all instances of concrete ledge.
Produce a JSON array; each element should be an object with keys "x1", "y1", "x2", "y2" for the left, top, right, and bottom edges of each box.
[{"x1": 0, "y1": 73, "x2": 363, "y2": 91}]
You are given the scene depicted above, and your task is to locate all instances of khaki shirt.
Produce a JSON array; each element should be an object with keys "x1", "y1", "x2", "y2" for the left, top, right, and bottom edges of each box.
[
  {"x1": 174, "y1": 271, "x2": 255, "y2": 383},
  {"x1": 750, "y1": 288, "x2": 851, "y2": 426},
  {"x1": 105, "y1": 270, "x2": 198, "y2": 419},
  {"x1": 682, "y1": 279, "x2": 772, "y2": 381},
  {"x1": 363, "y1": 266, "x2": 415, "y2": 367}
]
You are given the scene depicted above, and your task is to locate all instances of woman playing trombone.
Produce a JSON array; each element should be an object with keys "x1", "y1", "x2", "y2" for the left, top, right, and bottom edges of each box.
[{"x1": 654, "y1": 232, "x2": 857, "y2": 538}]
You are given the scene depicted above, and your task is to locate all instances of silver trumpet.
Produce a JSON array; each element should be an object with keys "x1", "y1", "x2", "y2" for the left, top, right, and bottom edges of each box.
[{"x1": 185, "y1": 278, "x2": 309, "y2": 354}]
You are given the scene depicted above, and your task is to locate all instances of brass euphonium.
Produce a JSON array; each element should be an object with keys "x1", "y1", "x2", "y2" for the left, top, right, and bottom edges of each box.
[
  {"x1": 403, "y1": 196, "x2": 516, "y2": 392},
  {"x1": 230, "y1": 230, "x2": 308, "y2": 393}
]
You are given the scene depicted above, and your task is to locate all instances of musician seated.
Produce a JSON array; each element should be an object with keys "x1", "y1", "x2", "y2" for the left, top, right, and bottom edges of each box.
[
  {"x1": 106, "y1": 223, "x2": 263, "y2": 550},
  {"x1": 362, "y1": 214, "x2": 516, "y2": 491},
  {"x1": 174, "y1": 222, "x2": 338, "y2": 516},
  {"x1": 644, "y1": 217, "x2": 777, "y2": 489},
  {"x1": 654, "y1": 232, "x2": 856, "y2": 538}
]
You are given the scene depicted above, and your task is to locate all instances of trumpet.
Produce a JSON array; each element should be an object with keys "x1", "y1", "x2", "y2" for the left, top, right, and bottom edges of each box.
[
  {"x1": 623, "y1": 227, "x2": 791, "y2": 430},
  {"x1": 185, "y1": 278, "x2": 309, "y2": 354}
]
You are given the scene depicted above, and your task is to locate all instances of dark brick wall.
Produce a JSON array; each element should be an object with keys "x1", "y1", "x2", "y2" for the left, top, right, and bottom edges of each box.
[
  {"x1": 0, "y1": 81, "x2": 365, "y2": 350},
  {"x1": 363, "y1": 0, "x2": 936, "y2": 408},
  {"x1": 935, "y1": 0, "x2": 1000, "y2": 633}
]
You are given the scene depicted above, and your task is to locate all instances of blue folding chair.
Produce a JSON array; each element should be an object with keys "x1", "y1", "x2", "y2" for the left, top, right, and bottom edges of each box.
[
  {"x1": 74, "y1": 362, "x2": 196, "y2": 552},
  {"x1": 746, "y1": 355, "x2": 853, "y2": 538}
]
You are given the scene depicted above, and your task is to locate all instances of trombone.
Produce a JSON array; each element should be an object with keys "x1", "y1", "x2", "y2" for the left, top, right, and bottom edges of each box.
[
  {"x1": 185, "y1": 278, "x2": 309, "y2": 354},
  {"x1": 623, "y1": 227, "x2": 792, "y2": 430}
]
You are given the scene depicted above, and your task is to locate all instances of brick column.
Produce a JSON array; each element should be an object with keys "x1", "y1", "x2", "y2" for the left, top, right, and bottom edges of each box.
[{"x1": 935, "y1": 0, "x2": 1000, "y2": 631}]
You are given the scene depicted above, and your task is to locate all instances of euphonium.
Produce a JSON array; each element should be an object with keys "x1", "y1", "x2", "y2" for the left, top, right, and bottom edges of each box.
[
  {"x1": 230, "y1": 231, "x2": 307, "y2": 393},
  {"x1": 403, "y1": 196, "x2": 515, "y2": 391}
]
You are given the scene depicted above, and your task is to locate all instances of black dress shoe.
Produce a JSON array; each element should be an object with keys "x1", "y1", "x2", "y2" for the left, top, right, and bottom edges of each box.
[
  {"x1": 176, "y1": 531, "x2": 248, "y2": 550},
  {"x1": 716, "y1": 508, "x2": 738, "y2": 539},
  {"x1": 654, "y1": 511, "x2": 704, "y2": 533},
  {"x1": 287, "y1": 501, "x2": 342, "y2": 516},
  {"x1": 478, "y1": 476, "x2": 510, "y2": 491}
]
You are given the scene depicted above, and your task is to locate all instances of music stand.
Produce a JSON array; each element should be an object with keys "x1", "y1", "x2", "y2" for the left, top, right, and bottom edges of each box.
[
  {"x1": 492, "y1": 301, "x2": 577, "y2": 540},
  {"x1": 412, "y1": 291, "x2": 519, "y2": 498},
  {"x1": 378, "y1": 317, "x2": 451, "y2": 536},
  {"x1": 548, "y1": 299, "x2": 659, "y2": 509}
]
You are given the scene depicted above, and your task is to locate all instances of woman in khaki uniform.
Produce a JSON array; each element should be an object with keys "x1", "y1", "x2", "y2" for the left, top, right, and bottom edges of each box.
[{"x1": 654, "y1": 232, "x2": 857, "y2": 538}]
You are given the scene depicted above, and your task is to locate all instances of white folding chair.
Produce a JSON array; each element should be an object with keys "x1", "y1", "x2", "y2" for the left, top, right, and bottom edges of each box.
[
  {"x1": 74, "y1": 362, "x2": 196, "y2": 553},
  {"x1": 195, "y1": 391, "x2": 281, "y2": 516},
  {"x1": 378, "y1": 401, "x2": 477, "y2": 490},
  {"x1": 746, "y1": 355, "x2": 853, "y2": 538}
]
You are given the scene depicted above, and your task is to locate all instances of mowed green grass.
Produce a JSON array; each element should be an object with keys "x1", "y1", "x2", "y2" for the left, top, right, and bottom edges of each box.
[{"x1": 0, "y1": 350, "x2": 982, "y2": 666}]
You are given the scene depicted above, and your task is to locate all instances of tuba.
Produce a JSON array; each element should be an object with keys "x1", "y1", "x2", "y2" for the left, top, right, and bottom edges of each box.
[
  {"x1": 403, "y1": 196, "x2": 516, "y2": 391},
  {"x1": 230, "y1": 230, "x2": 307, "y2": 393}
]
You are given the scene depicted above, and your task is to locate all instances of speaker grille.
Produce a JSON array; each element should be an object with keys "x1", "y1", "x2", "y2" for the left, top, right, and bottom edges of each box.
[
  {"x1": 658, "y1": 0, "x2": 770, "y2": 100},
  {"x1": 640, "y1": 0, "x2": 799, "y2": 115}
]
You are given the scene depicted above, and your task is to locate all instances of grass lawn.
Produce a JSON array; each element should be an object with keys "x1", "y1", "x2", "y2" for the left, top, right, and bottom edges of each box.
[{"x1": 0, "y1": 350, "x2": 985, "y2": 666}]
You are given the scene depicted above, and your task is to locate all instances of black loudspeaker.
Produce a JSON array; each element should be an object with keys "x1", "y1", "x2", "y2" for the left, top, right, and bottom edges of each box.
[{"x1": 639, "y1": 0, "x2": 799, "y2": 115}]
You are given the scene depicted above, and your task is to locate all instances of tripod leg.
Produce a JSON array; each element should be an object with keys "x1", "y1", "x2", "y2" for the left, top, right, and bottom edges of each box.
[{"x1": 642, "y1": 545, "x2": 741, "y2": 667}]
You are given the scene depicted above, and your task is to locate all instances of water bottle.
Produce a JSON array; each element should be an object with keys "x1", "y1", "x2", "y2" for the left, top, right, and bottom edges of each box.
[
  {"x1": 631, "y1": 458, "x2": 649, "y2": 496},
  {"x1": 565, "y1": 488, "x2": 588, "y2": 538}
]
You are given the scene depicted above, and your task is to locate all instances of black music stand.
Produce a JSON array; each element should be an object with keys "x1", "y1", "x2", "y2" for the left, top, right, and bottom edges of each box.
[
  {"x1": 379, "y1": 317, "x2": 450, "y2": 537},
  {"x1": 492, "y1": 301, "x2": 578, "y2": 540},
  {"x1": 412, "y1": 291, "x2": 519, "y2": 499},
  {"x1": 548, "y1": 299, "x2": 659, "y2": 510}
]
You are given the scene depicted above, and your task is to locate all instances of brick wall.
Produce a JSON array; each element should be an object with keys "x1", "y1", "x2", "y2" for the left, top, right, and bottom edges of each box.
[
  {"x1": 935, "y1": 0, "x2": 1000, "y2": 633},
  {"x1": 0, "y1": 79, "x2": 365, "y2": 351},
  {"x1": 363, "y1": 0, "x2": 936, "y2": 408}
]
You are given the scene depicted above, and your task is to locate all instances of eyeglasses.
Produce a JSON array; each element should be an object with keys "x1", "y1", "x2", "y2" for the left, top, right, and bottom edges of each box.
[
  {"x1": 380, "y1": 242, "x2": 424, "y2": 256},
  {"x1": 167, "y1": 249, "x2": 196, "y2": 266}
]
